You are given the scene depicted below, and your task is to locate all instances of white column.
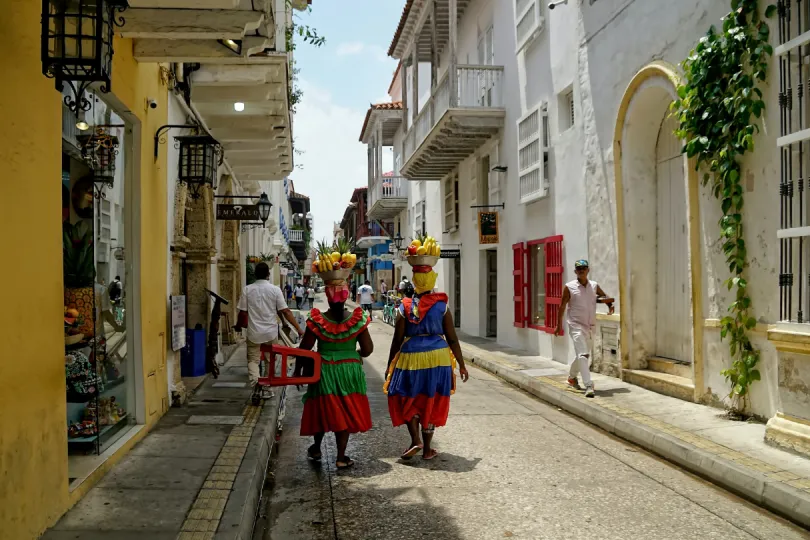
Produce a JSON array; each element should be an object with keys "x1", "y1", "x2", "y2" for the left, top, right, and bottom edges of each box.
[
  {"x1": 367, "y1": 143, "x2": 373, "y2": 187},
  {"x1": 448, "y1": 0, "x2": 458, "y2": 107},
  {"x1": 411, "y1": 44, "x2": 419, "y2": 123},
  {"x1": 401, "y1": 60, "x2": 409, "y2": 128},
  {"x1": 430, "y1": 0, "x2": 438, "y2": 89},
  {"x1": 377, "y1": 122, "x2": 384, "y2": 181}
]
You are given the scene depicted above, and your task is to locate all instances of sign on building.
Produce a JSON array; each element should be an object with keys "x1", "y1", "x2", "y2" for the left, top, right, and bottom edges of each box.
[
  {"x1": 216, "y1": 204, "x2": 261, "y2": 221},
  {"x1": 478, "y1": 211, "x2": 499, "y2": 244},
  {"x1": 440, "y1": 249, "x2": 461, "y2": 259},
  {"x1": 170, "y1": 295, "x2": 186, "y2": 351}
]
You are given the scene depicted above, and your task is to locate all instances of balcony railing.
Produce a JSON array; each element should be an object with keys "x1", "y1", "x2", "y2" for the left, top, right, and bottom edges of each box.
[
  {"x1": 369, "y1": 175, "x2": 407, "y2": 210},
  {"x1": 289, "y1": 229, "x2": 304, "y2": 243},
  {"x1": 403, "y1": 65, "x2": 504, "y2": 165},
  {"x1": 356, "y1": 221, "x2": 393, "y2": 240}
]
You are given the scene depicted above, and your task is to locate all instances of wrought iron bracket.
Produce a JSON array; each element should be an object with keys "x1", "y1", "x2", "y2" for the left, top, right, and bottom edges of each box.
[
  {"x1": 241, "y1": 222, "x2": 266, "y2": 233},
  {"x1": 154, "y1": 124, "x2": 199, "y2": 161}
]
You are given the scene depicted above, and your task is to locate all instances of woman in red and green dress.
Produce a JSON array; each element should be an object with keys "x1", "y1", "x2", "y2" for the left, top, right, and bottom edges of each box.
[{"x1": 297, "y1": 278, "x2": 373, "y2": 469}]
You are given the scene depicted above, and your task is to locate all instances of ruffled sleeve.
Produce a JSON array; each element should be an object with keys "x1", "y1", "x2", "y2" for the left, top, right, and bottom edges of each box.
[{"x1": 306, "y1": 307, "x2": 370, "y2": 343}]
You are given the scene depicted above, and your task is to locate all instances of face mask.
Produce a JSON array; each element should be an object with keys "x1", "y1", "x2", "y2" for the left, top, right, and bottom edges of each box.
[{"x1": 325, "y1": 284, "x2": 349, "y2": 304}]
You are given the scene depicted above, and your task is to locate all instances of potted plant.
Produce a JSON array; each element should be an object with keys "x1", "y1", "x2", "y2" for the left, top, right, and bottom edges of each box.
[{"x1": 63, "y1": 221, "x2": 95, "y2": 336}]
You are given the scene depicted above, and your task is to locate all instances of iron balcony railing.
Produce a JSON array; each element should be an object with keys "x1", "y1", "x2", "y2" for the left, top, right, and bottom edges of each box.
[{"x1": 369, "y1": 175, "x2": 407, "y2": 210}]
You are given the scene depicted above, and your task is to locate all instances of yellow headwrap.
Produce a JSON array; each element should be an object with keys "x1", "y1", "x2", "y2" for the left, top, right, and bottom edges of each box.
[{"x1": 412, "y1": 270, "x2": 438, "y2": 294}]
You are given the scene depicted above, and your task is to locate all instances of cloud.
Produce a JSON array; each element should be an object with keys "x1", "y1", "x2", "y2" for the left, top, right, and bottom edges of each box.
[
  {"x1": 336, "y1": 42, "x2": 365, "y2": 56},
  {"x1": 335, "y1": 41, "x2": 388, "y2": 62},
  {"x1": 291, "y1": 79, "x2": 392, "y2": 245}
]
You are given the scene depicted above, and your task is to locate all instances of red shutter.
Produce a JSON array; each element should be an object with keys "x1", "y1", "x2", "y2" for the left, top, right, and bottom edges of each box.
[
  {"x1": 512, "y1": 242, "x2": 527, "y2": 327},
  {"x1": 543, "y1": 236, "x2": 564, "y2": 334}
]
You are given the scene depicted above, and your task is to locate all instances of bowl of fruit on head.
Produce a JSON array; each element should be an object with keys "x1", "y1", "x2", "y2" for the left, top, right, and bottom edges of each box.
[
  {"x1": 406, "y1": 234, "x2": 441, "y2": 267},
  {"x1": 312, "y1": 238, "x2": 357, "y2": 281}
]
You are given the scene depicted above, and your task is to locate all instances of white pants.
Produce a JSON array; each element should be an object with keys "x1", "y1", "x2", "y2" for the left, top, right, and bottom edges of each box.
[
  {"x1": 568, "y1": 327, "x2": 593, "y2": 386},
  {"x1": 246, "y1": 339, "x2": 279, "y2": 386}
]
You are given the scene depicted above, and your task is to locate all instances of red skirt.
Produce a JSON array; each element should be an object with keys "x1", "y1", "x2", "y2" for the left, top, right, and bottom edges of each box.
[
  {"x1": 388, "y1": 393, "x2": 451, "y2": 429},
  {"x1": 300, "y1": 393, "x2": 372, "y2": 436}
]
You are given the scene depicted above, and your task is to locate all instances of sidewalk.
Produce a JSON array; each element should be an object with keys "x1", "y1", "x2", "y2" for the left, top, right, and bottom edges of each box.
[
  {"x1": 458, "y1": 332, "x2": 810, "y2": 529},
  {"x1": 44, "y1": 344, "x2": 283, "y2": 540}
]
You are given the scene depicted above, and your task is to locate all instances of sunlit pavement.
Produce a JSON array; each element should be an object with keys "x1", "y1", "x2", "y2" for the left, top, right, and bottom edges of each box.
[{"x1": 256, "y1": 305, "x2": 810, "y2": 540}]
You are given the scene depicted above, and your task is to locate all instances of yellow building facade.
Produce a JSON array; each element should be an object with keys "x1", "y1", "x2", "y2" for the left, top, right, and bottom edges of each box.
[{"x1": 0, "y1": 2, "x2": 170, "y2": 537}]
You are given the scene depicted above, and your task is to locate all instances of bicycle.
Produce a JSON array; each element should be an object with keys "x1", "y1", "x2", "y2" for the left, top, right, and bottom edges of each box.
[{"x1": 382, "y1": 292, "x2": 398, "y2": 326}]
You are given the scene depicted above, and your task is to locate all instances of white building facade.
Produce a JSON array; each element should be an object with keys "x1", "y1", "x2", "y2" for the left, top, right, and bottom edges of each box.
[{"x1": 365, "y1": 0, "x2": 810, "y2": 455}]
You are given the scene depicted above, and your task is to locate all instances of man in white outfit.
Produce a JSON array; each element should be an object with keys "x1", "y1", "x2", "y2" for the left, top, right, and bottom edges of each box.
[
  {"x1": 236, "y1": 263, "x2": 305, "y2": 398},
  {"x1": 555, "y1": 259, "x2": 614, "y2": 398}
]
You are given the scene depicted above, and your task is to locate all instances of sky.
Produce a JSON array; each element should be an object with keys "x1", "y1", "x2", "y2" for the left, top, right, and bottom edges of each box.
[{"x1": 289, "y1": 1, "x2": 402, "y2": 245}]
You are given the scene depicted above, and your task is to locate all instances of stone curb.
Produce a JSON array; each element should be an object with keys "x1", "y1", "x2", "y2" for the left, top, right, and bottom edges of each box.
[
  {"x1": 463, "y1": 345, "x2": 810, "y2": 530},
  {"x1": 214, "y1": 389, "x2": 284, "y2": 540}
]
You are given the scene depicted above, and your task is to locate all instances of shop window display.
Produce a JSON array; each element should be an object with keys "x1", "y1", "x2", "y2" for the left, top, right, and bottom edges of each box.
[{"x1": 62, "y1": 96, "x2": 135, "y2": 477}]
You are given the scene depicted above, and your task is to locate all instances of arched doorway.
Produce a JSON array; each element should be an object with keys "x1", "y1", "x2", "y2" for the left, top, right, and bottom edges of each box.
[{"x1": 613, "y1": 62, "x2": 704, "y2": 400}]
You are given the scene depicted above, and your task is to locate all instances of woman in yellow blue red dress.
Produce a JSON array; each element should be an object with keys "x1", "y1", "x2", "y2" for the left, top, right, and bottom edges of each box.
[
  {"x1": 298, "y1": 272, "x2": 373, "y2": 470},
  {"x1": 384, "y1": 256, "x2": 468, "y2": 460}
]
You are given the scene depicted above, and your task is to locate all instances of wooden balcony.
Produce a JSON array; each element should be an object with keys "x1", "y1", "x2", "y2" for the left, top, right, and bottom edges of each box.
[
  {"x1": 356, "y1": 221, "x2": 393, "y2": 250},
  {"x1": 402, "y1": 65, "x2": 505, "y2": 181},
  {"x1": 368, "y1": 175, "x2": 408, "y2": 220}
]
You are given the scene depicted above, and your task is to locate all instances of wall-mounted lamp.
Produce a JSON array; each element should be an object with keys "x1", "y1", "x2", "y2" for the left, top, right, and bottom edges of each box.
[{"x1": 491, "y1": 165, "x2": 508, "y2": 173}]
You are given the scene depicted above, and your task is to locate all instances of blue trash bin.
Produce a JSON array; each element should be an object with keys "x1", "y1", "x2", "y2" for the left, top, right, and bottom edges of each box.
[{"x1": 181, "y1": 327, "x2": 207, "y2": 377}]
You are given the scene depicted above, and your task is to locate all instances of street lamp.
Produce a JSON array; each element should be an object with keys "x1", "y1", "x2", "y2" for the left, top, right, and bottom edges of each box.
[
  {"x1": 393, "y1": 232, "x2": 405, "y2": 252},
  {"x1": 41, "y1": 0, "x2": 128, "y2": 115},
  {"x1": 176, "y1": 134, "x2": 220, "y2": 199},
  {"x1": 78, "y1": 128, "x2": 119, "y2": 188},
  {"x1": 257, "y1": 192, "x2": 272, "y2": 225}
]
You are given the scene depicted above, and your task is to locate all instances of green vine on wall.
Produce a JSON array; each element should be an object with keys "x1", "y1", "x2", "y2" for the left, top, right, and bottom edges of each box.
[{"x1": 672, "y1": 0, "x2": 775, "y2": 410}]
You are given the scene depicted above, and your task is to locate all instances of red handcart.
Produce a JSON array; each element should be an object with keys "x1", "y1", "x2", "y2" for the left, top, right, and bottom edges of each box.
[{"x1": 253, "y1": 343, "x2": 322, "y2": 404}]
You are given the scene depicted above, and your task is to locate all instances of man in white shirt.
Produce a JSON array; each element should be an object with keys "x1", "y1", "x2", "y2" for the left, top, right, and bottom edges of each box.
[
  {"x1": 357, "y1": 280, "x2": 374, "y2": 318},
  {"x1": 307, "y1": 285, "x2": 315, "y2": 308},
  {"x1": 236, "y1": 263, "x2": 305, "y2": 397},
  {"x1": 294, "y1": 283, "x2": 306, "y2": 309},
  {"x1": 555, "y1": 259, "x2": 614, "y2": 398}
]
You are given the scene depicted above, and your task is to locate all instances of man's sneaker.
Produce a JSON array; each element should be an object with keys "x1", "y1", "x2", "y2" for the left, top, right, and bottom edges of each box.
[
  {"x1": 584, "y1": 384, "x2": 595, "y2": 398},
  {"x1": 260, "y1": 387, "x2": 275, "y2": 400},
  {"x1": 567, "y1": 377, "x2": 582, "y2": 390}
]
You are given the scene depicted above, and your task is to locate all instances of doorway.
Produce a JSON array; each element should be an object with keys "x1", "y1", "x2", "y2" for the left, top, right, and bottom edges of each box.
[
  {"x1": 486, "y1": 250, "x2": 497, "y2": 338},
  {"x1": 655, "y1": 114, "x2": 689, "y2": 362},
  {"x1": 453, "y1": 258, "x2": 461, "y2": 327}
]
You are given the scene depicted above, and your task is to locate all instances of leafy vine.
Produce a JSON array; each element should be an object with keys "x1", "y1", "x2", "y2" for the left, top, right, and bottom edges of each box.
[
  {"x1": 672, "y1": 0, "x2": 775, "y2": 410},
  {"x1": 284, "y1": 1, "x2": 325, "y2": 117}
]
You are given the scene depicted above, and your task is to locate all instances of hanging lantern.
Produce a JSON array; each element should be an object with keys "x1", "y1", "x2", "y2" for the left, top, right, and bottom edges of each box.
[
  {"x1": 176, "y1": 135, "x2": 219, "y2": 199},
  {"x1": 78, "y1": 128, "x2": 119, "y2": 187},
  {"x1": 41, "y1": 0, "x2": 128, "y2": 115},
  {"x1": 257, "y1": 192, "x2": 272, "y2": 224}
]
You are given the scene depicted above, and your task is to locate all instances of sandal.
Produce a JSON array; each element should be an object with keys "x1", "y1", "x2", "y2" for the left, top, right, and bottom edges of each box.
[
  {"x1": 422, "y1": 449, "x2": 439, "y2": 461},
  {"x1": 335, "y1": 456, "x2": 354, "y2": 470},
  {"x1": 401, "y1": 444, "x2": 423, "y2": 461},
  {"x1": 307, "y1": 444, "x2": 322, "y2": 462}
]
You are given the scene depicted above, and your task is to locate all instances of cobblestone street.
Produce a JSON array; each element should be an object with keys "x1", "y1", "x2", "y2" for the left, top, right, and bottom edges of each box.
[{"x1": 257, "y1": 316, "x2": 810, "y2": 540}]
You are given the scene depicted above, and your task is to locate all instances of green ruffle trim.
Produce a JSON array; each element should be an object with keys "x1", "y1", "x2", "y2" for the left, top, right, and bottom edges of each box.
[{"x1": 303, "y1": 360, "x2": 368, "y2": 401}]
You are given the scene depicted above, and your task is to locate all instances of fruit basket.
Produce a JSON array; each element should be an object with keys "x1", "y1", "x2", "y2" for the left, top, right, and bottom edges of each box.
[{"x1": 407, "y1": 255, "x2": 440, "y2": 267}]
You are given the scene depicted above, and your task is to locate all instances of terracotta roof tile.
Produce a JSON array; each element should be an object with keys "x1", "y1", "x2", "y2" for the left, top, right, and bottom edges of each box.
[
  {"x1": 388, "y1": 0, "x2": 414, "y2": 57},
  {"x1": 359, "y1": 101, "x2": 403, "y2": 142}
]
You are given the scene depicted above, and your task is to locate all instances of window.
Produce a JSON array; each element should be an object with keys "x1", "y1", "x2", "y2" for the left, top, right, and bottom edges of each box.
[
  {"x1": 478, "y1": 25, "x2": 494, "y2": 66},
  {"x1": 514, "y1": 0, "x2": 543, "y2": 52},
  {"x1": 560, "y1": 89, "x2": 575, "y2": 131},
  {"x1": 488, "y1": 144, "x2": 501, "y2": 206},
  {"x1": 513, "y1": 235, "x2": 563, "y2": 333},
  {"x1": 516, "y1": 104, "x2": 547, "y2": 203},
  {"x1": 412, "y1": 200, "x2": 425, "y2": 236},
  {"x1": 444, "y1": 174, "x2": 458, "y2": 231}
]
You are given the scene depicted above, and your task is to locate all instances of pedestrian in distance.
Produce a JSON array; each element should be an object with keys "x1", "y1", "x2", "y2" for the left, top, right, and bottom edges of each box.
[
  {"x1": 297, "y1": 270, "x2": 373, "y2": 470},
  {"x1": 294, "y1": 283, "x2": 306, "y2": 310},
  {"x1": 357, "y1": 280, "x2": 374, "y2": 318},
  {"x1": 555, "y1": 259, "x2": 614, "y2": 398}
]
